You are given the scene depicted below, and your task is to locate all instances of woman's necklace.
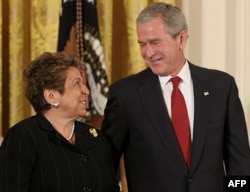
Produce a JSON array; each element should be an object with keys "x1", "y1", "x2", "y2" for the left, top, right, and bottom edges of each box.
[{"x1": 66, "y1": 122, "x2": 75, "y2": 140}]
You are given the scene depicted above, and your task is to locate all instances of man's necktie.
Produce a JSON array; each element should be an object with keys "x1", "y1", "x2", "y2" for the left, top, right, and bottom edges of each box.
[{"x1": 171, "y1": 76, "x2": 191, "y2": 168}]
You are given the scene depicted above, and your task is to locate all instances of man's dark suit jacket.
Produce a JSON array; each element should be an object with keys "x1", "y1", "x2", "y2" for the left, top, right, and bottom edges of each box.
[{"x1": 102, "y1": 62, "x2": 250, "y2": 192}]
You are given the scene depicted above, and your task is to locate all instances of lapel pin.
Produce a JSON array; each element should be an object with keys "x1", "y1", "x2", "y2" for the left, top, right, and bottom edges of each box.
[
  {"x1": 204, "y1": 91, "x2": 209, "y2": 96},
  {"x1": 89, "y1": 128, "x2": 98, "y2": 137}
]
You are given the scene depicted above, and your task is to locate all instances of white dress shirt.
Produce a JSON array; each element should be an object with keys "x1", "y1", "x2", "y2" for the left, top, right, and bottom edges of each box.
[{"x1": 158, "y1": 60, "x2": 194, "y2": 141}]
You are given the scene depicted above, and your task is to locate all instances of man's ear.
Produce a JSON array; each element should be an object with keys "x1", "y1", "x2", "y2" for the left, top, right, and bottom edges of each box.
[{"x1": 178, "y1": 30, "x2": 188, "y2": 50}]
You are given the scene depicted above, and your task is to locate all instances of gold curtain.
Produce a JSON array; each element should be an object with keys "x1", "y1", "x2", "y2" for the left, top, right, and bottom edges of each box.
[
  {"x1": 0, "y1": 0, "x2": 177, "y2": 191},
  {"x1": 0, "y1": 0, "x2": 61, "y2": 135}
]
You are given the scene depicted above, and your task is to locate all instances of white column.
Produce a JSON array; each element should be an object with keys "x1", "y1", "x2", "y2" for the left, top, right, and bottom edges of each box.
[
  {"x1": 226, "y1": 0, "x2": 250, "y2": 136},
  {"x1": 182, "y1": 0, "x2": 250, "y2": 136}
]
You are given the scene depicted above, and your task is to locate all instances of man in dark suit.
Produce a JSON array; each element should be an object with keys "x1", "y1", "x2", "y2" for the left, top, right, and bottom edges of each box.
[{"x1": 102, "y1": 2, "x2": 250, "y2": 192}]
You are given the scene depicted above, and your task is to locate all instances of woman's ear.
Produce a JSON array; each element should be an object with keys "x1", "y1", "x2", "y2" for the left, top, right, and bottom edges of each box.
[
  {"x1": 43, "y1": 89, "x2": 55, "y2": 105},
  {"x1": 44, "y1": 89, "x2": 60, "y2": 108}
]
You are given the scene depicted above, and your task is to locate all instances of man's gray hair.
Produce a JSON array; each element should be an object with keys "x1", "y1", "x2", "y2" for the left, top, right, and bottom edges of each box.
[{"x1": 136, "y1": 2, "x2": 188, "y2": 38}]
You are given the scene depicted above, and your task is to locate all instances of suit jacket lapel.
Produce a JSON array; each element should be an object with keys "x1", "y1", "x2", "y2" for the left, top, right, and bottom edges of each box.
[
  {"x1": 189, "y1": 64, "x2": 212, "y2": 173},
  {"x1": 137, "y1": 69, "x2": 188, "y2": 173}
]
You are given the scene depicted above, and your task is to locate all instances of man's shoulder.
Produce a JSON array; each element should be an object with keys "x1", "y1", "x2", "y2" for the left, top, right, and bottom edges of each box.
[{"x1": 188, "y1": 62, "x2": 233, "y2": 80}]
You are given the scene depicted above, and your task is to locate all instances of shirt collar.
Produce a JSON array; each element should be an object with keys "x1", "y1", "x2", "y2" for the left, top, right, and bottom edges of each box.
[{"x1": 158, "y1": 60, "x2": 190, "y2": 86}]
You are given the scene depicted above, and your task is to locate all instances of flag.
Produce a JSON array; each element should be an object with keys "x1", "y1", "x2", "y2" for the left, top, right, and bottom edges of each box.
[{"x1": 57, "y1": 0, "x2": 109, "y2": 123}]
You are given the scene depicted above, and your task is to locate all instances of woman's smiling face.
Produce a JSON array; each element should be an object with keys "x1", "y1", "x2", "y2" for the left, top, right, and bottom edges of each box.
[{"x1": 55, "y1": 66, "x2": 90, "y2": 118}]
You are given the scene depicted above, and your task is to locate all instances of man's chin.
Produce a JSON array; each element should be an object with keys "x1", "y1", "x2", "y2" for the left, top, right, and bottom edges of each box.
[{"x1": 150, "y1": 68, "x2": 165, "y2": 76}]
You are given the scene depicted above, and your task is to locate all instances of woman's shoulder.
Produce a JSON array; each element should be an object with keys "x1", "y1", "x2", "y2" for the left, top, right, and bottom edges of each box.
[
  {"x1": 6, "y1": 116, "x2": 38, "y2": 134},
  {"x1": 1, "y1": 116, "x2": 39, "y2": 148}
]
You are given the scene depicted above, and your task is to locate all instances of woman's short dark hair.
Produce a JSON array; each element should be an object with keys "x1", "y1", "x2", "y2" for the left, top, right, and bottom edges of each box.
[{"x1": 23, "y1": 52, "x2": 81, "y2": 113}]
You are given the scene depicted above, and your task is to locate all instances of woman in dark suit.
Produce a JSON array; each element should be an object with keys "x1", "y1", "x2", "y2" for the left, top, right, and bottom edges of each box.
[
  {"x1": 0, "y1": 52, "x2": 119, "y2": 192},
  {"x1": 102, "y1": 2, "x2": 250, "y2": 192}
]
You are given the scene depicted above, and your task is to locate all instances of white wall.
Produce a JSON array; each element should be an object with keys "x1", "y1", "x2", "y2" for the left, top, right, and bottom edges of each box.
[{"x1": 182, "y1": 0, "x2": 250, "y2": 137}]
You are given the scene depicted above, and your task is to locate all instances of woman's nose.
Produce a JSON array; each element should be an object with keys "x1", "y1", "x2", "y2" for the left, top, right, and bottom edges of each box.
[{"x1": 82, "y1": 84, "x2": 90, "y2": 95}]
